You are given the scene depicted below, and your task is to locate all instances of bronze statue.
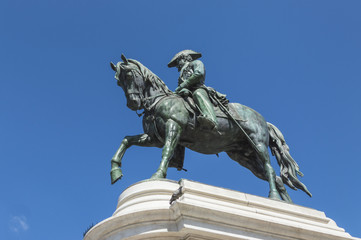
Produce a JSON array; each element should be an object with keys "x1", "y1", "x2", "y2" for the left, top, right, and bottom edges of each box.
[{"x1": 109, "y1": 53, "x2": 311, "y2": 203}]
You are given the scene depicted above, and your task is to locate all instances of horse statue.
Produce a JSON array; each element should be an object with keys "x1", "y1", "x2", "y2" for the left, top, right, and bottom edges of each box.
[{"x1": 109, "y1": 54, "x2": 311, "y2": 203}]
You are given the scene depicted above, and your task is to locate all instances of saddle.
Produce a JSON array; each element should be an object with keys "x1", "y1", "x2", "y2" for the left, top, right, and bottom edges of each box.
[{"x1": 181, "y1": 87, "x2": 244, "y2": 130}]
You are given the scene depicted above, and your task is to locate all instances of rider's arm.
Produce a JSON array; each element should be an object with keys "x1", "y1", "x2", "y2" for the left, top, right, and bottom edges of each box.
[{"x1": 179, "y1": 60, "x2": 205, "y2": 89}]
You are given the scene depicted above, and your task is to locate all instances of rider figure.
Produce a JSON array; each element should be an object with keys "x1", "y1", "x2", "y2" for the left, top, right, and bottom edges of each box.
[{"x1": 168, "y1": 50, "x2": 218, "y2": 130}]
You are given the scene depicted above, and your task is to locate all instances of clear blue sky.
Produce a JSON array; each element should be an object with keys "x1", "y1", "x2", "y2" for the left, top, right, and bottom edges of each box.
[{"x1": 1, "y1": 0, "x2": 360, "y2": 239}]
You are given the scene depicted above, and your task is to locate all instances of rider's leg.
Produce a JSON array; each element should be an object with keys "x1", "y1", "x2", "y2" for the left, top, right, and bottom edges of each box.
[
  {"x1": 151, "y1": 119, "x2": 182, "y2": 179},
  {"x1": 111, "y1": 134, "x2": 160, "y2": 184},
  {"x1": 193, "y1": 88, "x2": 217, "y2": 129}
]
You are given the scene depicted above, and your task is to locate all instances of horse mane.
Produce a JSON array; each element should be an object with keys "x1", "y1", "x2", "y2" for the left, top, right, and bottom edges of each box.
[{"x1": 128, "y1": 59, "x2": 173, "y2": 94}]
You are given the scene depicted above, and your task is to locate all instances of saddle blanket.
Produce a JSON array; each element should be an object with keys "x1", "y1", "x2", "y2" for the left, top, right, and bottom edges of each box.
[{"x1": 214, "y1": 103, "x2": 244, "y2": 121}]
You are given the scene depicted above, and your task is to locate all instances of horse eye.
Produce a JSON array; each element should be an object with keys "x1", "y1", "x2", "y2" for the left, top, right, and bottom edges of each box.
[{"x1": 125, "y1": 71, "x2": 133, "y2": 79}]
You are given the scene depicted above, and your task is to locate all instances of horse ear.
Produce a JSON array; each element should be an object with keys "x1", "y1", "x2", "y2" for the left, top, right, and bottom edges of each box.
[
  {"x1": 121, "y1": 54, "x2": 129, "y2": 65},
  {"x1": 110, "y1": 62, "x2": 117, "y2": 71}
]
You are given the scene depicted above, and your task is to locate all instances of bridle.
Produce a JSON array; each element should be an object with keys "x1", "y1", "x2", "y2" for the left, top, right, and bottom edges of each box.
[{"x1": 120, "y1": 67, "x2": 171, "y2": 115}]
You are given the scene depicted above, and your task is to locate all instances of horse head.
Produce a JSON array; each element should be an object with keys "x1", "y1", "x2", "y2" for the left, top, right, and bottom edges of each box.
[{"x1": 110, "y1": 54, "x2": 145, "y2": 111}]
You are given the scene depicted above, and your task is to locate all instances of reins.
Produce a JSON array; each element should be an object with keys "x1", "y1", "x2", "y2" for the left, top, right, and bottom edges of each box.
[{"x1": 127, "y1": 67, "x2": 172, "y2": 115}]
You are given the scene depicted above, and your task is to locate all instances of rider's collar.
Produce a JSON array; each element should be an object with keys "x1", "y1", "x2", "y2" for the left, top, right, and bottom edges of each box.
[{"x1": 179, "y1": 61, "x2": 191, "y2": 76}]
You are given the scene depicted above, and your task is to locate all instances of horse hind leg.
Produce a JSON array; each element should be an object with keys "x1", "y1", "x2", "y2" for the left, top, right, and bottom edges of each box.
[
  {"x1": 259, "y1": 144, "x2": 295, "y2": 202},
  {"x1": 258, "y1": 144, "x2": 282, "y2": 200},
  {"x1": 276, "y1": 176, "x2": 292, "y2": 203},
  {"x1": 227, "y1": 149, "x2": 292, "y2": 203}
]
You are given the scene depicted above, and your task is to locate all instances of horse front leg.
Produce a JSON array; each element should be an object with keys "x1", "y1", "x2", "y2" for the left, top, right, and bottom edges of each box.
[
  {"x1": 111, "y1": 134, "x2": 159, "y2": 184},
  {"x1": 151, "y1": 119, "x2": 182, "y2": 179}
]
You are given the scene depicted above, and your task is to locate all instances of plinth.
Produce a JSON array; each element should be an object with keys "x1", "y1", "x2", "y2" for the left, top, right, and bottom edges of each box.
[{"x1": 84, "y1": 179, "x2": 359, "y2": 240}]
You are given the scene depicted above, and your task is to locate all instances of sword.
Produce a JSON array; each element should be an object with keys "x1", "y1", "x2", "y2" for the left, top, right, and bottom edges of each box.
[{"x1": 211, "y1": 96, "x2": 262, "y2": 155}]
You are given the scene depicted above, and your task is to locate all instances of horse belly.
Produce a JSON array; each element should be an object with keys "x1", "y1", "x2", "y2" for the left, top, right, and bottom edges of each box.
[
  {"x1": 180, "y1": 125, "x2": 243, "y2": 154},
  {"x1": 183, "y1": 141, "x2": 240, "y2": 154}
]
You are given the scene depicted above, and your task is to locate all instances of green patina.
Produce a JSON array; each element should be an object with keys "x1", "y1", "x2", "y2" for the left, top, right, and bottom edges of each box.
[{"x1": 109, "y1": 52, "x2": 311, "y2": 203}]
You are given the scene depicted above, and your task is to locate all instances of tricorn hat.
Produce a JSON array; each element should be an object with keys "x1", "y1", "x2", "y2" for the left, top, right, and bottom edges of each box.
[{"x1": 167, "y1": 50, "x2": 202, "y2": 68}]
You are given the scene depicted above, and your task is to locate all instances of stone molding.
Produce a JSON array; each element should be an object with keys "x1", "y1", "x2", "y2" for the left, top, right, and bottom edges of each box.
[{"x1": 84, "y1": 179, "x2": 360, "y2": 240}]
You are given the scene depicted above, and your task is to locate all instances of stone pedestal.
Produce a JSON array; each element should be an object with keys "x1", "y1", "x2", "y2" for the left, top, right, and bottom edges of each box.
[{"x1": 84, "y1": 179, "x2": 359, "y2": 240}]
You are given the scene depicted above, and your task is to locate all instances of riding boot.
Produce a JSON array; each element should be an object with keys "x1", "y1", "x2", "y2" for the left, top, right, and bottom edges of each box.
[
  {"x1": 197, "y1": 115, "x2": 217, "y2": 130},
  {"x1": 193, "y1": 88, "x2": 218, "y2": 130}
]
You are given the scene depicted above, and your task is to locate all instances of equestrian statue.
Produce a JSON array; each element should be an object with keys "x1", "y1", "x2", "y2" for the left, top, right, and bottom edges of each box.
[{"x1": 109, "y1": 50, "x2": 312, "y2": 203}]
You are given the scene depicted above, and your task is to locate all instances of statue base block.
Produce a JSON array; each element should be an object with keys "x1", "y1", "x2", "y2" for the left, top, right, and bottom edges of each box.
[{"x1": 84, "y1": 179, "x2": 359, "y2": 240}]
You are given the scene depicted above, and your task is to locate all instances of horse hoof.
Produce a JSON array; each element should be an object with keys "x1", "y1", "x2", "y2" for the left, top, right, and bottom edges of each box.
[
  {"x1": 268, "y1": 190, "x2": 281, "y2": 200},
  {"x1": 110, "y1": 168, "x2": 123, "y2": 184},
  {"x1": 150, "y1": 170, "x2": 166, "y2": 179}
]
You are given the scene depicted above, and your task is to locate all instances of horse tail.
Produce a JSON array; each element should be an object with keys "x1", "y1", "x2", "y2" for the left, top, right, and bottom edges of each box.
[{"x1": 267, "y1": 122, "x2": 312, "y2": 197}]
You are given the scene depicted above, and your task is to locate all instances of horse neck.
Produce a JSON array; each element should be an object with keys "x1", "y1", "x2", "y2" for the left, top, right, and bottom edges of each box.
[{"x1": 141, "y1": 81, "x2": 171, "y2": 112}]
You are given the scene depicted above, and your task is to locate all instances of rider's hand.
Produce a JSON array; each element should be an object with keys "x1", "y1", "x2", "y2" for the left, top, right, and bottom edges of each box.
[
  {"x1": 175, "y1": 86, "x2": 182, "y2": 93},
  {"x1": 175, "y1": 82, "x2": 189, "y2": 93},
  {"x1": 178, "y1": 88, "x2": 191, "y2": 97}
]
